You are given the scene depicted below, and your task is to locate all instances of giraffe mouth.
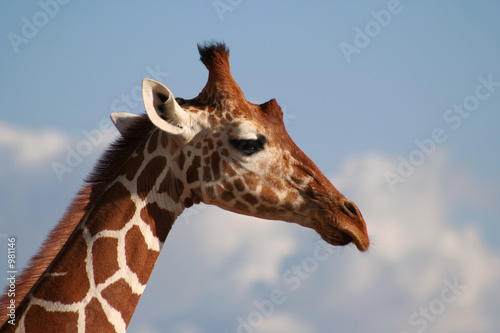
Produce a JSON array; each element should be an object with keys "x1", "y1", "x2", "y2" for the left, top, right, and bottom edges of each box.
[
  {"x1": 321, "y1": 230, "x2": 353, "y2": 247},
  {"x1": 316, "y1": 217, "x2": 369, "y2": 252}
]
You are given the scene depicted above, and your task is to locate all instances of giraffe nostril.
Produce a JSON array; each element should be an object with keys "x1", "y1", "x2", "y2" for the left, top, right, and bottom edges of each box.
[{"x1": 341, "y1": 199, "x2": 359, "y2": 218}]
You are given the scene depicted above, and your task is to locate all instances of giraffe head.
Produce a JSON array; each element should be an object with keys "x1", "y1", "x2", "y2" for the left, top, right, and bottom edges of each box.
[{"x1": 113, "y1": 42, "x2": 369, "y2": 251}]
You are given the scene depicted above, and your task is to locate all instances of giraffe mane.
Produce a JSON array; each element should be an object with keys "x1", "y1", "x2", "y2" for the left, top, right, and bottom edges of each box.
[{"x1": 0, "y1": 115, "x2": 156, "y2": 325}]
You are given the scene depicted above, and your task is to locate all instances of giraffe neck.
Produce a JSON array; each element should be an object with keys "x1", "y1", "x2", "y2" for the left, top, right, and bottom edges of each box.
[{"x1": 2, "y1": 118, "x2": 190, "y2": 332}]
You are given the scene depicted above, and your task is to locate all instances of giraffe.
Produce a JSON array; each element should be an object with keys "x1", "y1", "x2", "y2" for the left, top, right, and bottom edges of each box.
[{"x1": 0, "y1": 42, "x2": 369, "y2": 332}]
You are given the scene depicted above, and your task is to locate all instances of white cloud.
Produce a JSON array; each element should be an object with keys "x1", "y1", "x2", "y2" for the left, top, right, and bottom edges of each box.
[
  {"x1": 0, "y1": 119, "x2": 119, "y2": 186},
  {"x1": 191, "y1": 206, "x2": 298, "y2": 287},
  {"x1": 0, "y1": 121, "x2": 69, "y2": 167},
  {"x1": 169, "y1": 322, "x2": 202, "y2": 333},
  {"x1": 0, "y1": 120, "x2": 119, "y2": 168},
  {"x1": 328, "y1": 150, "x2": 500, "y2": 332},
  {"x1": 257, "y1": 313, "x2": 314, "y2": 333}
]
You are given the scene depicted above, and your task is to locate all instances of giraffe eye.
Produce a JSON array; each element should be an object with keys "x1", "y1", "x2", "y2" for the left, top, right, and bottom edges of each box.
[{"x1": 230, "y1": 135, "x2": 267, "y2": 156}]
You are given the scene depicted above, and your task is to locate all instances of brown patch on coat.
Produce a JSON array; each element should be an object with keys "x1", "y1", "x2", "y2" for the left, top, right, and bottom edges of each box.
[
  {"x1": 183, "y1": 197, "x2": 194, "y2": 208},
  {"x1": 205, "y1": 137, "x2": 215, "y2": 150},
  {"x1": 140, "y1": 203, "x2": 175, "y2": 242},
  {"x1": 101, "y1": 278, "x2": 141, "y2": 326},
  {"x1": 221, "y1": 160, "x2": 236, "y2": 177},
  {"x1": 234, "y1": 200, "x2": 249, "y2": 212},
  {"x1": 210, "y1": 151, "x2": 221, "y2": 180},
  {"x1": 85, "y1": 297, "x2": 117, "y2": 333},
  {"x1": 125, "y1": 225, "x2": 159, "y2": 285},
  {"x1": 24, "y1": 304, "x2": 78, "y2": 333},
  {"x1": 243, "y1": 173, "x2": 259, "y2": 192},
  {"x1": 221, "y1": 190, "x2": 235, "y2": 202},
  {"x1": 124, "y1": 149, "x2": 146, "y2": 182},
  {"x1": 86, "y1": 182, "x2": 136, "y2": 237},
  {"x1": 260, "y1": 186, "x2": 280, "y2": 205},
  {"x1": 186, "y1": 156, "x2": 201, "y2": 183},
  {"x1": 242, "y1": 193, "x2": 259, "y2": 206},
  {"x1": 137, "y1": 156, "x2": 167, "y2": 200},
  {"x1": 222, "y1": 180, "x2": 233, "y2": 192},
  {"x1": 158, "y1": 168, "x2": 185, "y2": 203},
  {"x1": 92, "y1": 237, "x2": 119, "y2": 286},
  {"x1": 233, "y1": 178, "x2": 245, "y2": 192},
  {"x1": 203, "y1": 165, "x2": 213, "y2": 182},
  {"x1": 147, "y1": 129, "x2": 159, "y2": 154},
  {"x1": 283, "y1": 191, "x2": 299, "y2": 211}
]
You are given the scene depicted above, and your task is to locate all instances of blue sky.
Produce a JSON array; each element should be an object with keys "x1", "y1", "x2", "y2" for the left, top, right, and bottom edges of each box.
[{"x1": 1, "y1": 1, "x2": 499, "y2": 332}]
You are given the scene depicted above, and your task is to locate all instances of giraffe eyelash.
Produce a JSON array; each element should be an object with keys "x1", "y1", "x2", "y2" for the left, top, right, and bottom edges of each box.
[{"x1": 229, "y1": 134, "x2": 267, "y2": 156}]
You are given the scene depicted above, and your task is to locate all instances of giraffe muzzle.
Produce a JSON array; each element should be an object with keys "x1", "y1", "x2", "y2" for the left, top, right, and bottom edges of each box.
[{"x1": 314, "y1": 199, "x2": 370, "y2": 252}]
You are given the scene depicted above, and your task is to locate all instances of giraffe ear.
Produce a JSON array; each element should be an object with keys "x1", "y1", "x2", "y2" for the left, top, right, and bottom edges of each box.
[
  {"x1": 142, "y1": 79, "x2": 194, "y2": 142},
  {"x1": 110, "y1": 112, "x2": 141, "y2": 136}
]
